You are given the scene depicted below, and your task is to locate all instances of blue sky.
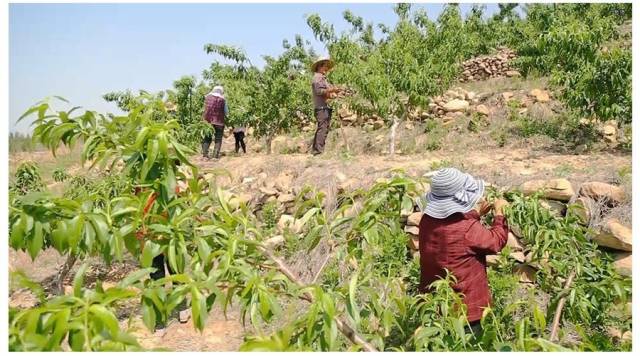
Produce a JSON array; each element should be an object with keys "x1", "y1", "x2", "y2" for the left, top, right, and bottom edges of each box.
[{"x1": 9, "y1": 3, "x2": 501, "y2": 134}]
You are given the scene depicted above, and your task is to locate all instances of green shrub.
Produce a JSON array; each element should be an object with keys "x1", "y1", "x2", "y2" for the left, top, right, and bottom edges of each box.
[
  {"x1": 52, "y1": 168, "x2": 70, "y2": 182},
  {"x1": 10, "y1": 161, "x2": 45, "y2": 195}
]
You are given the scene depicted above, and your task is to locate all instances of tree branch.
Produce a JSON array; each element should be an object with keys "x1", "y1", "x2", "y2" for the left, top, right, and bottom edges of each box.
[
  {"x1": 258, "y1": 245, "x2": 378, "y2": 351},
  {"x1": 549, "y1": 270, "x2": 577, "y2": 342}
]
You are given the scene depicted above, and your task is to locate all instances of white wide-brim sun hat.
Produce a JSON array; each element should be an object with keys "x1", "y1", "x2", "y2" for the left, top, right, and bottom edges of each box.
[{"x1": 423, "y1": 168, "x2": 485, "y2": 219}]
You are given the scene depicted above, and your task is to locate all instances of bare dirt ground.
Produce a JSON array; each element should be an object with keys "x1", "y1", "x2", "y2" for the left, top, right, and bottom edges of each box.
[{"x1": 197, "y1": 147, "x2": 630, "y2": 195}]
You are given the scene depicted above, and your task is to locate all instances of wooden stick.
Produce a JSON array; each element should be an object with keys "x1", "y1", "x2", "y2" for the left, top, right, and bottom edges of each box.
[
  {"x1": 549, "y1": 271, "x2": 577, "y2": 342},
  {"x1": 258, "y1": 245, "x2": 378, "y2": 352}
]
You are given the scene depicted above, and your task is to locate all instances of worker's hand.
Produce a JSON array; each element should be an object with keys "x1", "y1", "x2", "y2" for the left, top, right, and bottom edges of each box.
[
  {"x1": 493, "y1": 198, "x2": 509, "y2": 216},
  {"x1": 477, "y1": 198, "x2": 492, "y2": 216}
]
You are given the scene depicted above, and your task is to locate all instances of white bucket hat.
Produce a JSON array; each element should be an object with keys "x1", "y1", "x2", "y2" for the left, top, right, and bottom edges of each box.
[
  {"x1": 208, "y1": 85, "x2": 224, "y2": 98},
  {"x1": 423, "y1": 168, "x2": 485, "y2": 219}
]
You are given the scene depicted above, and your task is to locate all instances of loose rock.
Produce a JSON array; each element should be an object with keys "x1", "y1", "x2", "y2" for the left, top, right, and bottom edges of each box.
[
  {"x1": 259, "y1": 186, "x2": 278, "y2": 196},
  {"x1": 476, "y1": 104, "x2": 490, "y2": 116},
  {"x1": 521, "y1": 178, "x2": 575, "y2": 202},
  {"x1": 593, "y1": 219, "x2": 632, "y2": 252},
  {"x1": 510, "y1": 251, "x2": 526, "y2": 263},
  {"x1": 612, "y1": 252, "x2": 631, "y2": 276},
  {"x1": 407, "y1": 212, "x2": 424, "y2": 227},
  {"x1": 513, "y1": 264, "x2": 537, "y2": 283},
  {"x1": 486, "y1": 255, "x2": 500, "y2": 267},
  {"x1": 264, "y1": 235, "x2": 285, "y2": 249},
  {"x1": 404, "y1": 226, "x2": 420, "y2": 235},
  {"x1": 507, "y1": 232, "x2": 524, "y2": 251},
  {"x1": 277, "y1": 193, "x2": 296, "y2": 204},
  {"x1": 443, "y1": 99, "x2": 470, "y2": 112},
  {"x1": 529, "y1": 89, "x2": 550, "y2": 102},
  {"x1": 502, "y1": 92, "x2": 514, "y2": 101},
  {"x1": 579, "y1": 181, "x2": 626, "y2": 205},
  {"x1": 568, "y1": 196, "x2": 594, "y2": 225},
  {"x1": 407, "y1": 235, "x2": 420, "y2": 250},
  {"x1": 277, "y1": 214, "x2": 298, "y2": 233},
  {"x1": 540, "y1": 199, "x2": 566, "y2": 216}
]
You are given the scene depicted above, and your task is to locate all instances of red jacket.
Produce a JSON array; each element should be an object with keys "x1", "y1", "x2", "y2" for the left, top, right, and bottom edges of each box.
[
  {"x1": 203, "y1": 95, "x2": 226, "y2": 126},
  {"x1": 418, "y1": 210, "x2": 508, "y2": 322}
]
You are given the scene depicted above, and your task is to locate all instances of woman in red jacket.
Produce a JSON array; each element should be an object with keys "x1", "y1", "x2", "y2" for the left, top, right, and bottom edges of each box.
[{"x1": 418, "y1": 168, "x2": 509, "y2": 335}]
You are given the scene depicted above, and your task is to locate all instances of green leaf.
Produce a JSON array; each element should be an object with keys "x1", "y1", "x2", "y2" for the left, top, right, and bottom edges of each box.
[
  {"x1": 164, "y1": 164, "x2": 177, "y2": 200},
  {"x1": 141, "y1": 241, "x2": 161, "y2": 268},
  {"x1": 451, "y1": 317, "x2": 467, "y2": 346},
  {"x1": 167, "y1": 239, "x2": 179, "y2": 274},
  {"x1": 18, "y1": 104, "x2": 45, "y2": 122},
  {"x1": 297, "y1": 207, "x2": 320, "y2": 227},
  {"x1": 191, "y1": 287, "x2": 207, "y2": 331},
  {"x1": 111, "y1": 207, "x2": 138, "y2": 219},
  {"x1": 134, "y1": 127, "x2": 150, "y2": 150},
  {"x1": 119, "y1": 268, "x2": 153, "y2": 288},
  {"x1": 304, "y1": 225, "x2": 324, "y2": 252},
  {"x1": 50, "y1": 223, "x2": 69, "y2": 252},
  {"x1": 48, "y1": 308, "x2": 70, "y2": 349},
  {"x1": 347, "y1": 271, "x2": 361, "y2": 326},
  {"x1": 533, "y1": 304, "x2": 546, "y2": 335},
  {"x1": 10, "y1": 217, "x2": 26, "y2": 250},
  {"x1": 90, "y1": 304, "x2": 119, "y2": 335},
  {"x1": 88, "y1": 214, "x2": 109, "y2": 244},
  {"x1": 140, "y1": 139, "x2": 159, "y2": 181},
  {"x1": 73, "y1": 263, "x2": 88, "y2": 298},
  {"x1": 196, "y1": 237, "x2": 212, "y2": 262},
  {"x1": 141, "y1": 299, "x2": 156, "y2": 331},
  {"x1": 148, "y1": 224, "x2": 173, "y2": 235},
  {"x1": 27, "y1": 221, "x2": 44, "y2": 260},
  {"x1": 196, "y1": 225, "x2": 229, "y2": 237},
  {"x1": 68, "y1": 328, "x2": 86, "y2": 351}
]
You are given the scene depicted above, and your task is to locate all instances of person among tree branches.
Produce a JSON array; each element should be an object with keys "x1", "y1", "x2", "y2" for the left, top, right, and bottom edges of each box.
[
  {"x1": 202, "y1": 85, "x2": 228, "y2": 160},
  {"x1": 418, "y1": 168, "x2": 510, "y2": 337},
  {"x1": 310, "y1": 57, "x2": 343, "y2": 156},
  {"x1": 233, "y1": 124, "x2": 247, "y2": 154}
]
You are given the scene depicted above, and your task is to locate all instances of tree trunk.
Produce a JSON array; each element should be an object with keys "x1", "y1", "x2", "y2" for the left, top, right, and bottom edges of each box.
[
  {"x1": 388, "y1": 117, "x2": 399, "y2": 157},
  {"x1": 339, "y1": 119, "x2": 350, "y2": 153},
  {"x1": 56, "y1": 254, "x2": 77, "y2": 295},
  {"x1": 266, "y1": 134, "x2": 273, "y2": 155}
]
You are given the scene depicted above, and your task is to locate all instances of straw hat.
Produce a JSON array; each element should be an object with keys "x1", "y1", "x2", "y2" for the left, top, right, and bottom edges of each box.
[
  {"x1": 311, "y1": 57, "x2": 335, "y2": 73},
  {"x1": 423, "y1": 168, "x2": 485, "y2": 219}
]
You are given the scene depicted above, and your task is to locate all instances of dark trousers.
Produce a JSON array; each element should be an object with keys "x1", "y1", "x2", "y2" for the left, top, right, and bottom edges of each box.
[
  {"x1": 202, "y1": 124, "x2": 225, "y2": 158},
  {"x1": 150, "y1": 254, "x2": 185, "y2": 329},
  {"x1": 234, "y1": 132, "x2": 246, "y2": 153},
  {"x1": 312, "y1": 108, "x2": 332, "y2": 155},
  {"x1": 150, "y1": 254, "x2": 175, "y2": 281},
  {"x1": 466, "y1": 320, "x2": 483, "y2": 340}
]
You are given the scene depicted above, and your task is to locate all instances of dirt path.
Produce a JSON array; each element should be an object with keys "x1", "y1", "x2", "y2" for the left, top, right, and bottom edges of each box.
[{"x1": 197, "y1": 147, "x2": 630, "y2": 191}]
